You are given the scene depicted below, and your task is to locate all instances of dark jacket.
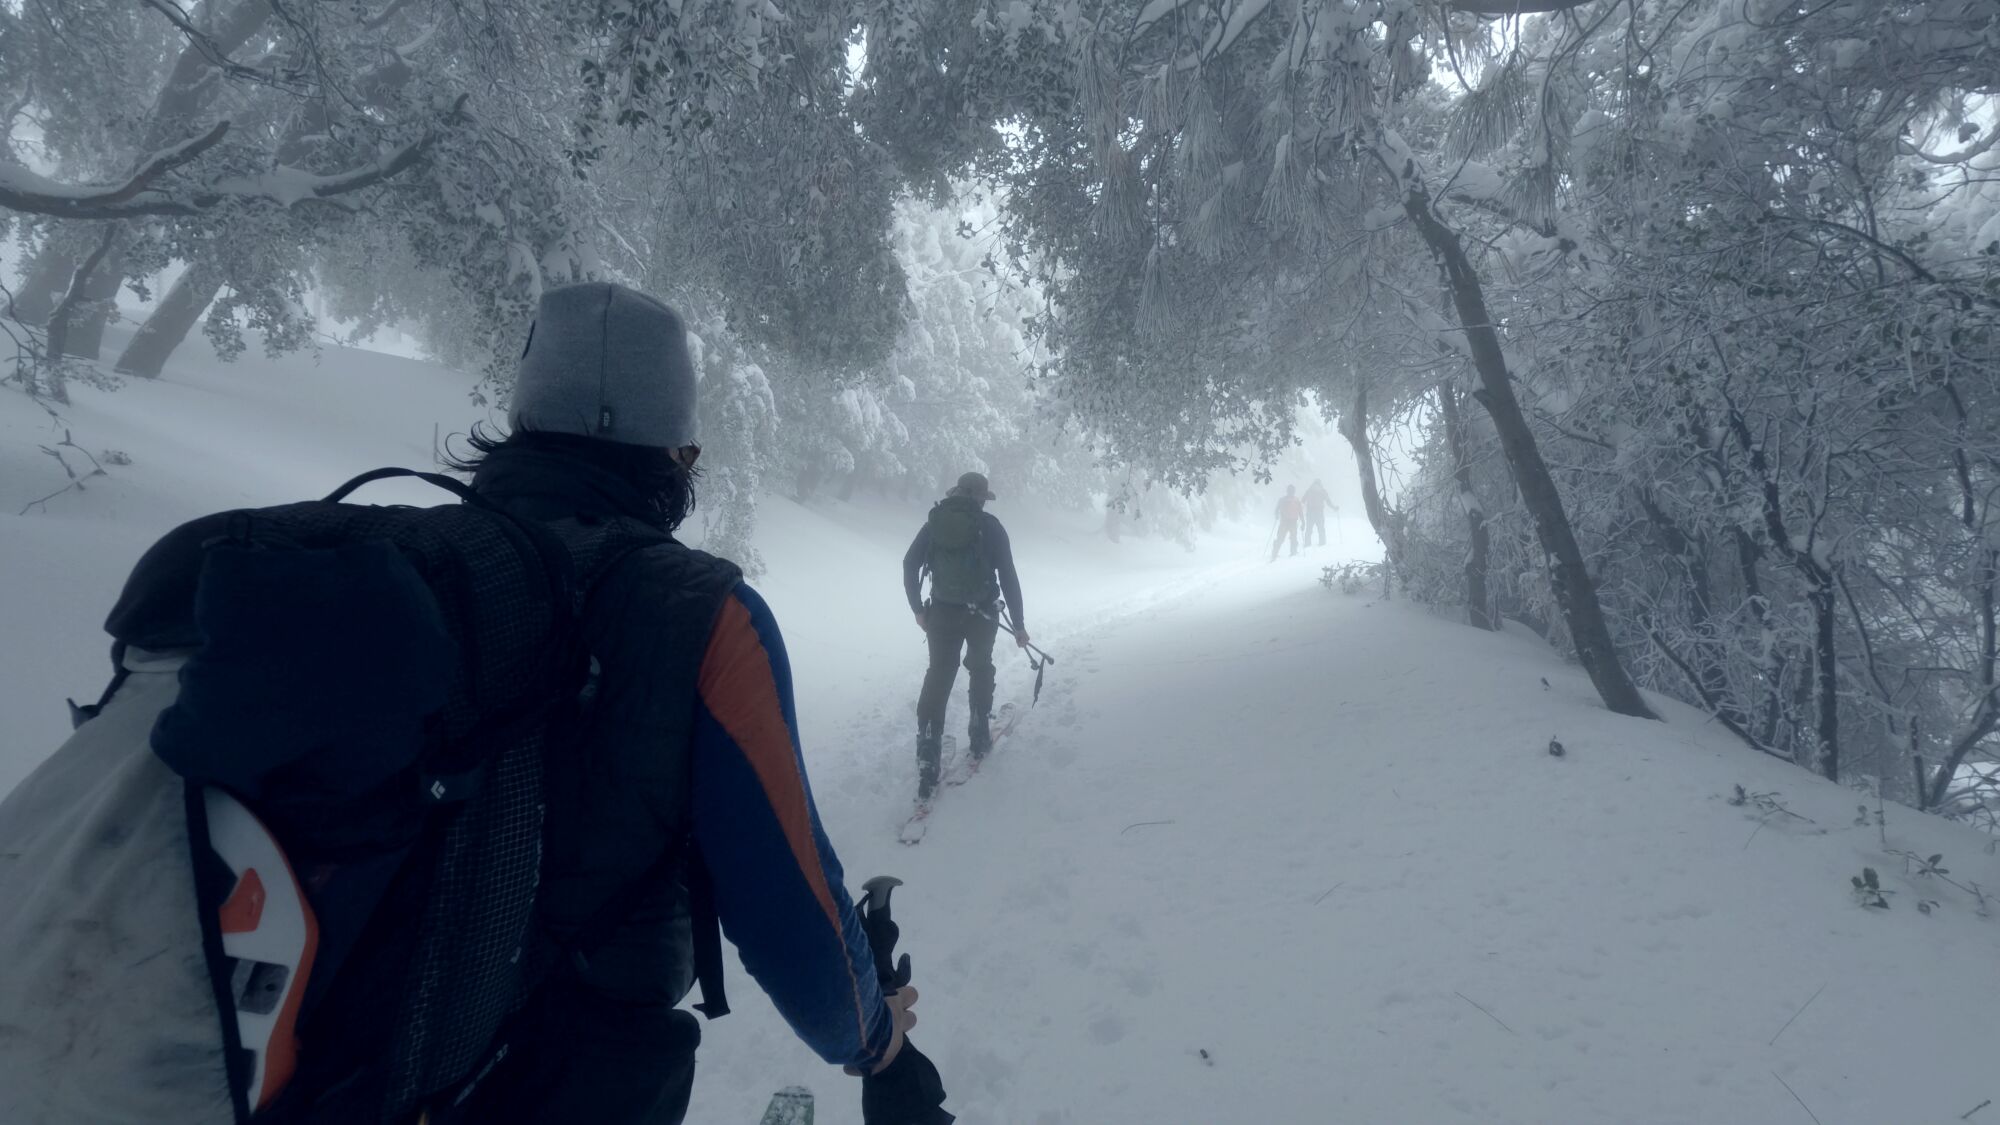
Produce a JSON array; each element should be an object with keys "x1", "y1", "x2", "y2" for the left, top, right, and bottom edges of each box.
[
  {"x1": 470, "y1": 447, "x2": 893, "y2": 1120},
  {"x1": 902, "y1": 506, "x2": 1025, "y2": 631}
]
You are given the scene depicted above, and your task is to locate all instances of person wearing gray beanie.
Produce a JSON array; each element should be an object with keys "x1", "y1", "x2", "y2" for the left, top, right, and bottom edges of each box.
[
  {"x1": 509, "y1": 281, "x2": 701, "y2": 451},
  {"x1": 443, "y1": 281, "x2": 940, "y2": 1124}
]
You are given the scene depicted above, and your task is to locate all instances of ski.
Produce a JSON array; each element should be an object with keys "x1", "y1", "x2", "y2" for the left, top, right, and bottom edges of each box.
[
  {"x1": 900, "y1": 705, "x2": 1024, "y2": 843},
  {"x1": 897, "y1": 802, "x2": 932, "y2": 845},
  {"x1": 945, "y1": 702, "x2": 1018, "y2": 789},
  {"x1": 899, "y1": 735, "x2": 957, "y2": 844},
  {"x1": 759, "y1": 1086, "x2": 814, "y2": 1124}
]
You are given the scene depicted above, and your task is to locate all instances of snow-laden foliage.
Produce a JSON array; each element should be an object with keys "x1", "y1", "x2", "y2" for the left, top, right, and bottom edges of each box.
[
  {"x1": 767, "y1": 198, "x2": 1142, "y2": 519},
  {"x1": 1371, "y1": 0, "x2": 2000, "y2": 817}
]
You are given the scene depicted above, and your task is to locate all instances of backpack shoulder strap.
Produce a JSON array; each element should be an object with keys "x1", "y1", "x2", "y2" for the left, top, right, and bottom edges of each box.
[
  {"x1": 556, "y1": 841, "x2": 730, "y2": 1020},
  {"x1": 323, "y1": 466, "x2": 490, "y2": 507},
  {"x1": 922, "y1": 501, "x2": 944, "y2": 573},
  {"x1": 539, "y1": 521, "x2": 733, "y2": 1017},
  {"x1": 686, "y1": 850, "x2": 730, "y2": 1018}
]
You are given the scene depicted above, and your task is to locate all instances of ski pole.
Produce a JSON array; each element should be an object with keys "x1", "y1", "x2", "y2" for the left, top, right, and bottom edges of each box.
[
  {"x1": 859, "y1": 876, "x2": 912, "y2": 991},
  {"x1": 856, "y1": 876, "x2": 955, "y2": 1125},
  {"x1": 974, "y1": 607, "x2": 1054, "y2": 703},
  {"x1": 976, "y1": 606, "x2": 1053, "y2": 665}
]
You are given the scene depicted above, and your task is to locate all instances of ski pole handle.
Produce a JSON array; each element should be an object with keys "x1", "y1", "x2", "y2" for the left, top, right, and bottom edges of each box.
[{"x1": 859, "y1": 875, "x2": 912, "y2": 990}]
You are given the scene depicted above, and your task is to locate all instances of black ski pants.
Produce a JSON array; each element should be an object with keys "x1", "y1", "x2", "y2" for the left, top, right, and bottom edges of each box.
[{"x1": 917, "y1": 602, "x2": 998, "y2": 740}]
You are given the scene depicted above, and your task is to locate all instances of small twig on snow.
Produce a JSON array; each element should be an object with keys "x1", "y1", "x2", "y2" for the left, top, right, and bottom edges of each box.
[
  {"x1": 1312, "y1": 882, "x2": 1345, "y2": 906},
  {"x1": 1121, "y1": 819, "x2": 1176, "y2": 835},
  {"x1": 19, "y1": 429, "x2": 110, "y2": 515},
  {"x1": 1453, "y1": 991, "x2": 1517, "y2": 1036},
  {"x1": 1961, "y1": 1099, "x2": 1991, "y2": 1121},
  {"x1": 1772, "y1": 1072, "x2": 1824, "y2": 1125},
  {"x1": 1768, "y1": 981, "x2": 1826, "y2": 1045}
]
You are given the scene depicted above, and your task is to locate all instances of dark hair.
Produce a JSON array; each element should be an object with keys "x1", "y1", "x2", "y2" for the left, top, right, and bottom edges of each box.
[{"x1": 444, "y1": 423, "x2": 698, "y2": 532}]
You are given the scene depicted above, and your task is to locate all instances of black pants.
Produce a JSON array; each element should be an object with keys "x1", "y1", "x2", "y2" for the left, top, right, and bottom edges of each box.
[
  {"x1": 1305, "y1": 508, "x2": 1326, "y2": 545},
  {"x1": 917, "y1": 602, "x2": 999, "y2": 744}
]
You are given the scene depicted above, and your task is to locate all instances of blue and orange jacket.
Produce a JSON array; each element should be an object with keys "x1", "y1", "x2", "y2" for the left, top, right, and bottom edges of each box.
[{"x1": 691, "y1": 584, "x2": 893, "y2": 1069}]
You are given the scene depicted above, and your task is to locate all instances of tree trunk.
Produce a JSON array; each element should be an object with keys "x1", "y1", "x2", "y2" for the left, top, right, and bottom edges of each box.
[
  {"x1": 1437, "y1": 380, "x2": 1494, "y2": 630},
  {"x1": 43, "y1": 224, "x2": 120, "y2": 380},
  {"x1": 1928, "y1": 556, "x2": 1998, "y2": 807},
  {"x1": 1809, "y1": 581, "x2": 1840, "y2": 782},
  {"x1": 8, "y1": 239, "x2": 82, "y2": 325},
  {"x1": 1336, "y1": 374, "x2": 1398, "y2": 562},
  {"x1": 57, "y1": 0, "x2": 277, "y2": 355},
  {"x1": 116, "y1": 263, "x2": 225, "y2": 377},
  {"x1": 1402, "y1": 192, "x2": 1656, "y2": 719},
  {"x1": 1925, "y1": 382, "x2": 1999, "y2": 806},
  {"x1": 60, "y1": 234, "x2": 128, "y2": 359}
]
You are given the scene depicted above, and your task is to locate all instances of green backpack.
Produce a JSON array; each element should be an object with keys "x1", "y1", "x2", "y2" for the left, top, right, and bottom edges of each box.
[{"x1": 926, "y1": 496, "x2": 995, "y2": 607}]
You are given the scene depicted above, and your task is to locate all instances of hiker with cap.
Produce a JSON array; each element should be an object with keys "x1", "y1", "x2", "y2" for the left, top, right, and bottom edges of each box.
[
  {"x1": 1302, "y1": 478, "x2": 1333, "y2": 547},
  {"x1": 902, "y1": 471, "x2": 1028, "y2": 799},
  {"x1": 453, "y1": 282, "x2": 942, "y2": 1123}
]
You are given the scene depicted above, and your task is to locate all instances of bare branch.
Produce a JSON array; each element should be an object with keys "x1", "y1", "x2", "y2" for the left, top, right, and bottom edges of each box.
[
  {"x1": 1646, "y1": 622, "x2": 1793, "y2": 763},
  {"x1": 138, "y1": 0, "x2": 268, "y2": 82}
]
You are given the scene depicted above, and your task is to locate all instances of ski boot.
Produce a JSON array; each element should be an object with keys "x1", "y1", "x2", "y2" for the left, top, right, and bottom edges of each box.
[
  {"x1": 917, "y1": 724, "x2": 942, "y2": 800},
  {"x1": 967, "y1": 710, "x2": 992, "y2": 762}
]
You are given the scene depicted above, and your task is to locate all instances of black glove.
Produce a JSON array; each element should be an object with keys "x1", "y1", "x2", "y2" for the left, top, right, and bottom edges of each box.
[{"x1": 861, "y1": 1038, "x2": 954, "y2": 1125}]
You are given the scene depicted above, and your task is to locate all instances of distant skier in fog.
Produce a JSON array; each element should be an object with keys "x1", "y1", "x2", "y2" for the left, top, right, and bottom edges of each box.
[
  {"x1": 1272, "y1": 485, "x2": 1303, "y2": 561},
  {"x1": 1302, "y1": 479, "x2": 1333, "y2": 547},
  {"x1": 904, "y1": 472, "x2": 1029, "y2": 800}
]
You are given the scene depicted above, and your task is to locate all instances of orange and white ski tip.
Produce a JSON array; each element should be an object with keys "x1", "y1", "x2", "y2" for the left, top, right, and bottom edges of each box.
[{"x1": 203, "y1": 788, "x2": 319, "y2": 1111}]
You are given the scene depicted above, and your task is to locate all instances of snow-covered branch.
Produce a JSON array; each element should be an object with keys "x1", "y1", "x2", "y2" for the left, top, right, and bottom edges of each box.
[
  {"x1": 0, "y1": 98, "x2": 464, "y2": 220},
  {"x1": 1898, "y1": 124, "x2": 2000, "y2": 167},
  {"x1": 0, "y1": 120, "x2": 231, "y2": 216},
  {"x1": 1450, "y1": 0, "x2": 1598, "y2": 13}
]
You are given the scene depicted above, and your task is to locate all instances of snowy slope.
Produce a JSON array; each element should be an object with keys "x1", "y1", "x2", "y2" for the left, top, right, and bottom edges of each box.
[
  {"x1": 1, "y1": 326, "x2": 496, "y2": 790},
  {"x1": 6, "y1": 332, "x2": 1996, "y2": 1125},
  {"x1": 735, "y1": 574, "x2": 2000, "y2": 1125}
]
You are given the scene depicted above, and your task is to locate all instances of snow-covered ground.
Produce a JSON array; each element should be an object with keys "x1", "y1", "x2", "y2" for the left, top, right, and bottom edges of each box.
[{"x1": 5, "y1": 334, "x2": 1998, "y2": 1125}]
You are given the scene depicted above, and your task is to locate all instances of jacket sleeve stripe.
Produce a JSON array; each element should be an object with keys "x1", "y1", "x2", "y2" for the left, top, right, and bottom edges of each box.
[
  {"x1": 695, "y1": 591, "x2": 885, "y2": 1063},
  {"x1": 697, "y1": 595, "x2": 846, "y2": 937}
]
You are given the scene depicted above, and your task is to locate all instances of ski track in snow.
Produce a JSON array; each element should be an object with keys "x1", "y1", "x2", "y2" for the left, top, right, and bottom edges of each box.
[{"x1": 5, "y1": 333, "x2": 1999, "y2": 1125}]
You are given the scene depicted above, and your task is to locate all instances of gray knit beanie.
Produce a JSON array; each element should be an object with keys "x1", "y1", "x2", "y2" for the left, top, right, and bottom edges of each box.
[{"x1": 509, "y1": 282, "x2": 698, "y2": 448}]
